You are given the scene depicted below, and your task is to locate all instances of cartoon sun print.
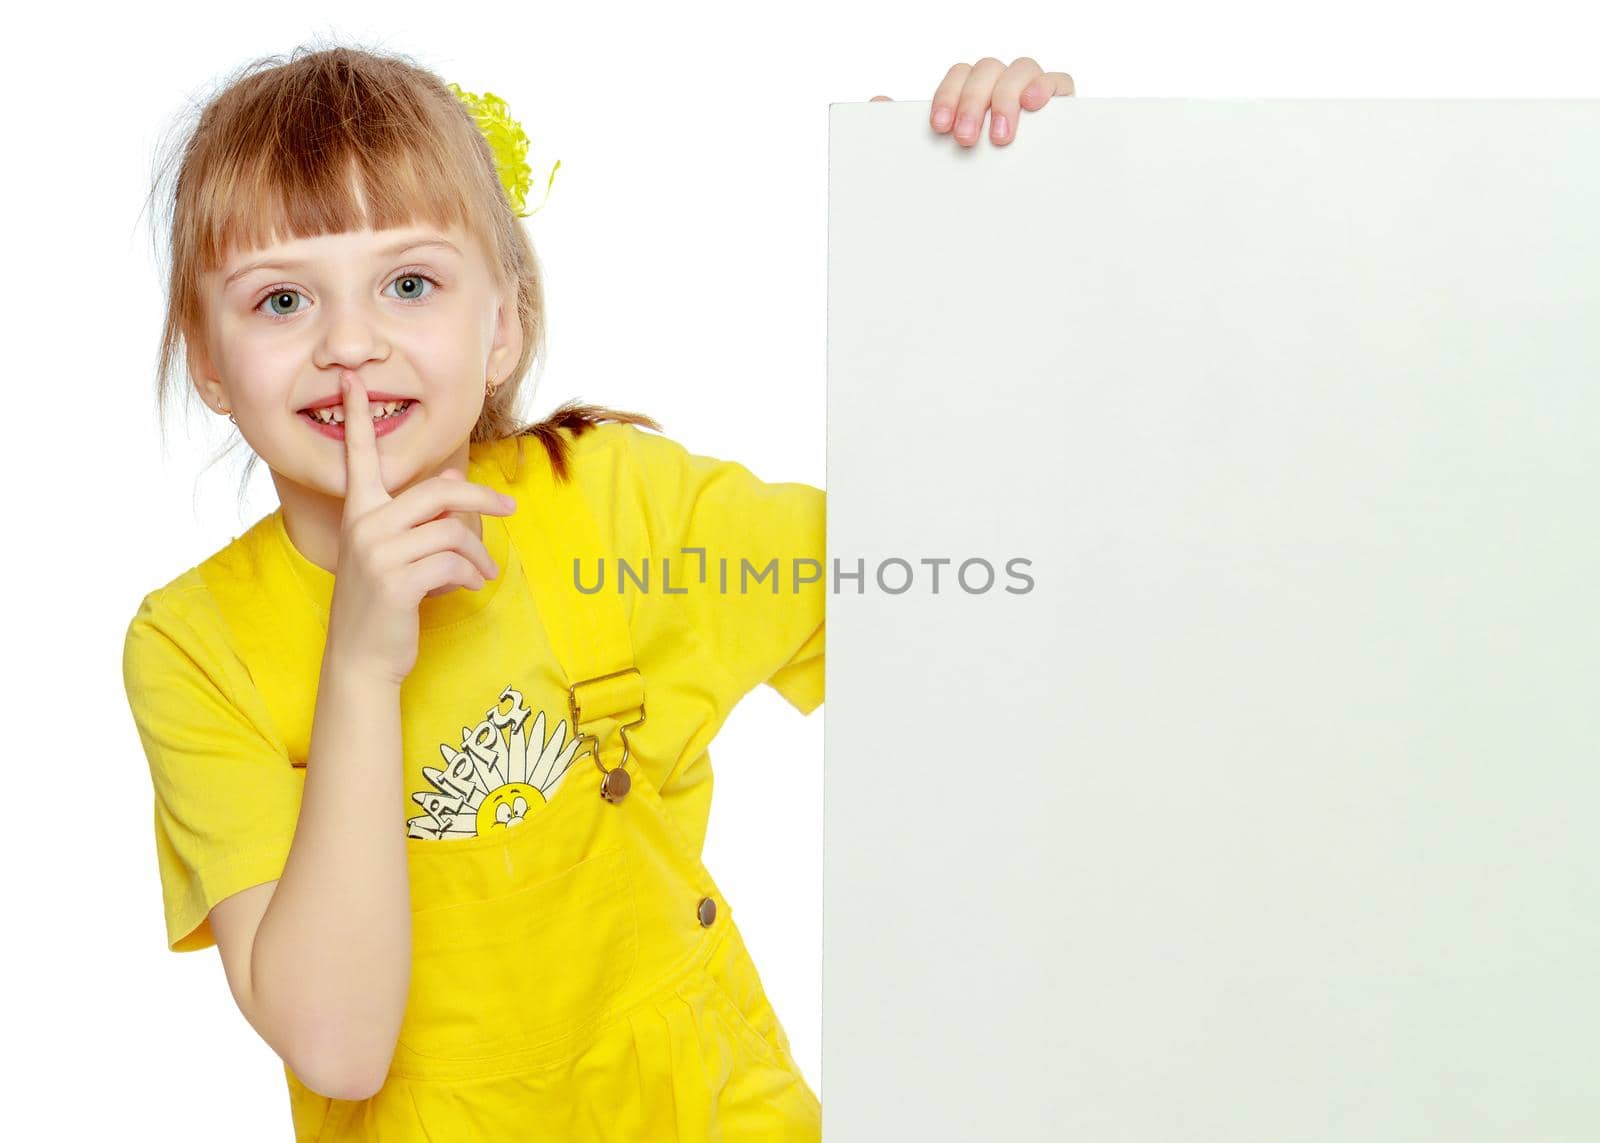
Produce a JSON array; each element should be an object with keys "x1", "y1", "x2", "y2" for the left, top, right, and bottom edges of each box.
[{"x1": 406, "y1": 683, "x2": 585, "y2": 841}]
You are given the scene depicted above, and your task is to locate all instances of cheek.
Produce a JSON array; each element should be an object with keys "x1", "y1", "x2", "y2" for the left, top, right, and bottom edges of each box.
[
  {"x1": 409, "y1": 329, "x2": 480, "y2": 373},
  {"x1": 408, "y1": 354, "x2": 493, "y2": 410},
  {"x1": 218, "y1": 354, "x2": 297, "y2": 417},
  {"x1": 435, "y1": 385, "x2": 491, "y2": 425},
  {"x1": 216, "y1": 321, "x2": 292, "y2": 375}
]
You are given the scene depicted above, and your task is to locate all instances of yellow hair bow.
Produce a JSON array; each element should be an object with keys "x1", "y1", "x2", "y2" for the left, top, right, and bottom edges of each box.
[{"x1": 447, "y1": 82, "x2": 561, "y2": 218}]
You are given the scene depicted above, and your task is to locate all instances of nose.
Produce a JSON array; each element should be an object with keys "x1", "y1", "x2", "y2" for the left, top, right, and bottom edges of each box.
[{"x1": 311, "y1": 291, "x2": 389, "y2": 374}]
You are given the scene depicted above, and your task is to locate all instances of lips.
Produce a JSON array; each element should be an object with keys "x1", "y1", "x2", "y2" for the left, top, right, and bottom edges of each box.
[
  {"x1": 302, "y1": 399, "x2": 417, "y2": 439},
  {"x1": 298, "y1": 390, "x2": 416, "y2": 412}
]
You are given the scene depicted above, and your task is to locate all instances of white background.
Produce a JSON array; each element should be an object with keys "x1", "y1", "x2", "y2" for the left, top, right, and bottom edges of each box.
[{"x1": 2, "y1": 0, "x2": 1597, "y2": 1138}]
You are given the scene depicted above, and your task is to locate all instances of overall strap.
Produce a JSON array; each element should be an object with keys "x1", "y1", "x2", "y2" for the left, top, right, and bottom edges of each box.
[{"x1": 486, "y1": 439, "x2": 644, "y2": 799}]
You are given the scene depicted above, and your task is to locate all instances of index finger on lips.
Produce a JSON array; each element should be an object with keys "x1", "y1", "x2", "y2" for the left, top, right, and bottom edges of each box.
[{"x1": 340, "y1": 370, "x2": 387, "y2": 517}]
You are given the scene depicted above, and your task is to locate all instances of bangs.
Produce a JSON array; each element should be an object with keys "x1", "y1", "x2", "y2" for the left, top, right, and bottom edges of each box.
[
  {"x1": 183, "y1": 58, "x2": 497, "y2": 271},
  {"x1": 207, "y1": 154, "x2": 480, "y2": 271}
]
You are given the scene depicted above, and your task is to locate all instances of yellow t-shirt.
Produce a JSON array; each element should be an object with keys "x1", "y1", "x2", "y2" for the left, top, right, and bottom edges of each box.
[{"x1": 122, "y1": 422, "x2": 825, "y2": 953}]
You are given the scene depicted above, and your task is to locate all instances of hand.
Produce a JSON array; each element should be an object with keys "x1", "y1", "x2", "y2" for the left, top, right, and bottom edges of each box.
[
  {"x1": 325, "y1": 368, "x2": 517, "y2": 684},
  {"x1": 871, "y1": 57, "x2": 1074, "y2": 147}
]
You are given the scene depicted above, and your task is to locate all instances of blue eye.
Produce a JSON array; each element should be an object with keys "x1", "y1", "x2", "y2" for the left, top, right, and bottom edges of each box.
[
  {"x1": 258, "y1": 288, "x2": 307, "y2": 320},
  {"x1": 254, "y1": 270, "x2": 442, "y2": 323},
  {"x1": 386, "y1": 273, "x2": 438, "y2": 302}
]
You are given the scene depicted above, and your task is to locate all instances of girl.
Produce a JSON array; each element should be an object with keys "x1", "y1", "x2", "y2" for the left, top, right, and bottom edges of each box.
[{"x1": 121, "y1": 41, "x2": 1072, "y2": 1142}]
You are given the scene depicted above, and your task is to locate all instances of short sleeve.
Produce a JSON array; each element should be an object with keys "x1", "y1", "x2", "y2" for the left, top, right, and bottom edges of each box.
[
  {"x1": 122, "y1": 588, "x2": 303, "y2": 952},
  {"x1": 621, "y1": 426, "x2": 826, "y2": 715}
]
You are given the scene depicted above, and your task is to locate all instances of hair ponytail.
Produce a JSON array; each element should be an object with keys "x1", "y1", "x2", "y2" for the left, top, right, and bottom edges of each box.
[{"x1": 504, "y1": 400, "x2": 664, "y2": 484}]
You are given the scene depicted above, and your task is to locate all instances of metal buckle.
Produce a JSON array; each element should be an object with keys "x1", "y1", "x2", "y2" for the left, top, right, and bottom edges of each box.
[{"x1": 567, "y1": 667, "x2": 646, "y2": 777}]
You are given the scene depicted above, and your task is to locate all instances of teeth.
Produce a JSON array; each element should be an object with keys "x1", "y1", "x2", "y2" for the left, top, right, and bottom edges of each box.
[{"x1": 308, "y1": 400, "x2": 410, "y2": 425}]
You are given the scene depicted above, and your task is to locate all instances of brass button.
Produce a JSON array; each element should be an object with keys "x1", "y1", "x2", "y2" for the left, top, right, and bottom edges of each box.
[
  {"x1": 697, "y1": 897, "x2": 717, "y2": 927},
  {"x1": 600, "y1": 767, "x2": 631, "y2": 804}
]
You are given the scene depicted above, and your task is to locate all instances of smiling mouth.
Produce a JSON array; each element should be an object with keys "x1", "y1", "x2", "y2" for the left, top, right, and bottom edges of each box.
[{"x1": 300, "y1": 399, "x2": 416, "y2": 426}]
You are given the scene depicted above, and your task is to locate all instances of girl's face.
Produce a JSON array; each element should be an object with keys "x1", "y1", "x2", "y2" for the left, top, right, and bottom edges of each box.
[{"x1": 192, "y1": 221, "x2": 520, "y2": 502}]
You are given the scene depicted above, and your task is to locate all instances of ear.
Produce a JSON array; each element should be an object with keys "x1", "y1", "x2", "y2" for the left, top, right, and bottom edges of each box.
[
  {"x1": 185, "y1": 332, "x2": 227, "y2": 412},
  {"x1": 487, "y1": 281, "x2": 524, "y2": 384}
]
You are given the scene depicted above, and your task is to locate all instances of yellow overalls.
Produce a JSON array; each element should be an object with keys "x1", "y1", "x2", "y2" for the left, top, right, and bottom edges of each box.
[{"x1": 219, "y1": 452, "x2": 823, "y2": 1140}]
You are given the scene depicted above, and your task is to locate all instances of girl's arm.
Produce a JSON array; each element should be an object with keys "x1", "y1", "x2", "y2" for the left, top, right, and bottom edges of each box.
[
  {"x1": 211, "y1": 647, "x2": 411, "y2": 1101},
  {"x1": 203, "y1": 373, "x2": 509, "y2": 1100}
]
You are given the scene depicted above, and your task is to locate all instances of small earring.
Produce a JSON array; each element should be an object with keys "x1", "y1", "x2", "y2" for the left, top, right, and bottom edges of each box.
[{"x1": 485, "y1": 372, "x2": 500, "y2": 397}]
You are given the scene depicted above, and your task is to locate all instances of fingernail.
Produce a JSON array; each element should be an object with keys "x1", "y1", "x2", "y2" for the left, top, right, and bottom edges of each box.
[
  {"x1": 500, "y1": 493, "x2": 516, "y2": 508},
  {"x1": 932, "y1": 106, "x2": 951, "y2": 129},
  {"x1": 956, "y1": 114, "x2": 975, "y2": 138},
  {"x1": 992, "y1": 114, "x2": 1008, "y2": 140}
]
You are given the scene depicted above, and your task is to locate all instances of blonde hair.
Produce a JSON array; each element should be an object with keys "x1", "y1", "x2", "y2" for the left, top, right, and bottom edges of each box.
[{"x1": 145, "y1": 38, "x2": 660, "y2": 509}]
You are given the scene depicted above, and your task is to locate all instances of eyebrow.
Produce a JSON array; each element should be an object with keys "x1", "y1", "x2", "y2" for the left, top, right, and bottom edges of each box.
[{"x1": 222, "y1": 237, "x2": 462, "y2": 290}]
